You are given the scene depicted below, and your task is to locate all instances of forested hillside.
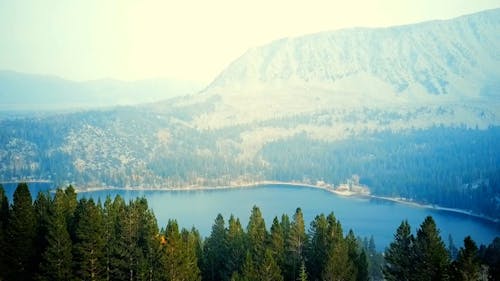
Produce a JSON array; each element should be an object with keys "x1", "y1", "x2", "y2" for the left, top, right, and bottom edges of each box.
[
  {"x1": 1, "y1": 109, "x2": 499, "y2": 219},
  {"x1": 0, "y1": 183, "x2": 499, "y2": 281}
]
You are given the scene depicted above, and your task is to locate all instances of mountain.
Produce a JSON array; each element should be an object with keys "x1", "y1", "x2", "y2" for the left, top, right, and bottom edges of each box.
[
  {"x1": 180, "y1": 8, "x2": 499, "y2": 129},
  {"x1": 210, "y1": 8, "x2": 499, "y2": 97},
  {"x1": 0, "y1": 9, "x2": 499, "y2": 219},
  {"x1": 0, "y1": 70, "x2": 203, "y2": 112}
]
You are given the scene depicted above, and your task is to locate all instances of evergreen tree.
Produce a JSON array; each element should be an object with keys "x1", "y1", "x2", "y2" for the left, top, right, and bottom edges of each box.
[
  {"x1": 161, "y1": 219, "x2": 201, "y2": 281},
  {"x1": 413, "y1": 216, "x2": 450, "y2": 281},
  {"x1": 364, "y1": 235, "x2": 383, "y2": 281},
  {"x1": 307, "y1": 214, "x2": 329, "y2": 281},
  {"x1": 356, "y1": 250, "x2": 369, "y2": 281},
  {"x1": 5, "y1": 182, "x2": 36, "y2": 281},
  {"x1": 102, "y1": 196, "x2": 117, "y2": 281},
  {"x1": 33, "y1": 192, "x2": 51, "y2": 274},
  {"x1": 239, "y1": 251, "x2": 258, "y2": 281},
  {"x1": 134, "y1": 197, "x2": 160, "y2": 280},
  {"x1": 298, "y1": 260, "x2": 308, "y2": 281},
  {"x1": 0, "y1": 184, "x2": 9, "y2": 281},
  {"x1": 383, "y1": 220, "x2": 414, "y2": 281},
  {"x1": 260, "y1": 248, "x2": 284, "y2": 281},
  {"x1": 450, "y1": 236, "x2": 481, "y2": 281},
  {"x1": 479, "y1": 237, "x2": 500, "y2": 281},
  {"x1": 286, "y1": 208, "x2": 307, "y2": 281},
  {"x1": 269, "y1": 216, "x2": 285, "y2": 273},
  {"x1": 247, "y1": 206, "x2": 267, "y2": 267},
  {"x1": 38, "y1": 189, "x2": 73, "y2": 281},
  {"x1": 73, "y1": 198, "x2": 106, "y2": 281},
  {"x1": 181, "y1": 228, "x2": 202, "y2": 281},
  {"x1": 345, "y1": 230, "x2": 360, "y2": 280},
  {"x1": 203, "y1": 213, "x2": 229, "y2": 281},
  {"x1": 322, "y1": 236, "x2": 354, "y2": 281},
  {"x1": 227, "y1": 215, "x2": 246, "y2": 277}
]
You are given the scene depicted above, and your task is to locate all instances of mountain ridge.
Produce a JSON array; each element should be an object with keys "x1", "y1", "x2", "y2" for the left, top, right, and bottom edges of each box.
[{"x1": 206, "y1": 8, "x2": 499, "y2": 100}]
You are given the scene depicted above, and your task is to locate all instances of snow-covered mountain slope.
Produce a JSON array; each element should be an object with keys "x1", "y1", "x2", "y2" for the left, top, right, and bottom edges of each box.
[{"x1": 177, "y1": 9, "x2": 499, "y2": 130}]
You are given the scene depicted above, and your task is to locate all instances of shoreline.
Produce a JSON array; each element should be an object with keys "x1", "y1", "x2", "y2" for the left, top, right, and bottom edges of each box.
[{"x1": 72, "y1": 181, "x2": 499, "y2": 224}]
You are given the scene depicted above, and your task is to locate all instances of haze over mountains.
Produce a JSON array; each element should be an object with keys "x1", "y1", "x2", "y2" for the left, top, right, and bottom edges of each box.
[
  {"x1": 0, "y1": 70, "x2": 203, "y2": 112},
  {"x1": 1, "y1": 9, "x2": 499, "y2": 218}
]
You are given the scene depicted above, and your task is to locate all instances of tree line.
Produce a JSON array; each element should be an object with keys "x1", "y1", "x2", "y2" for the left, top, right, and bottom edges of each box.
[{"x1": 0, "y1": 183, "x2": 498, "y2": 281}]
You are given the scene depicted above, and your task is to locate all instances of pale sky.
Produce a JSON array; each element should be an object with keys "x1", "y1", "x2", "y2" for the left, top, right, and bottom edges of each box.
[{"x1": 0, "y1": 0, "x2": 499, "y2": 83}]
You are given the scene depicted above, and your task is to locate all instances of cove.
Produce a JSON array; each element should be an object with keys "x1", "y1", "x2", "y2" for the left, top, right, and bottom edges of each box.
[{"x1": 76, "y1": 184, "x2": 499, "y2": 250}]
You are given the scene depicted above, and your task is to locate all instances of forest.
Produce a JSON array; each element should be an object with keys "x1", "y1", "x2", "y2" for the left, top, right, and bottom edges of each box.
[
  {"x1": 1, "y1": 107, "x2": 499, "y2": 220},
  {"x1": 0, "y1": 183, "x2": 499, "y2": 281}
]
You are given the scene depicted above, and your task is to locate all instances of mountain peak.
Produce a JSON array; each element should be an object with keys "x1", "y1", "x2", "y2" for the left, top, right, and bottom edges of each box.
[{"x1": 206, "y1": 9, "x2": 500, "y2": 100}]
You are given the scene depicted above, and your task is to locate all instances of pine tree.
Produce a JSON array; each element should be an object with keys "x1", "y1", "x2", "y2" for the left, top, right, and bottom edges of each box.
[
  {"x1": 322, "y1": 236, "x2": 354, "y2": 281},
  {"x1": 5, "y1": 182, "x2": 36, "y2": 281},
  {"x1": 286, "y1": 208, "x2": 307, "y2": 281},
  {"x1": 33, "y1": 192, "x2": 51, "y2": 274},
  {"x1": 239, "y1": 251, "x2": 258, "y2": 281},
  {"x1": 479, "y1": 237, "x2": 500, "y2": 281},
  {"x1": 203, "y1": 213, "x2": 229, "y2": 281},
  {"x1": 413, "y1": 216, "x2": 450, "y2": 281},
  {"x1": 161, "y1": 219, "x2": 201, "y2": 281},
  {"x1": 0, "y1": 184, "x2": 9, "y2": 281},
  {"x1": 260, "y1": 248, "x2": 284, "y2": 281},
  {"x1": 73, "y1": 198, "x2": 106, "y2": 281},
  {"x1": 269, "y1": 216, "x2": 285, "y2": 274},
  {"x1": 134, "y1": 197, "x2": 160, "y2": 280},
  {"x1": 383, "y1": 220, "x2": 414, "y2": 281},
  {"x1": 450, "y1": 236, "x2": 481, "y2": 281},
  {"x1": 181, "y1": 228, "x2": 202, "y2": 281},
  {"x1": 38, "y1": 189, "x2": 73, "y2": 281},
  {"x1": 298, "y1": 260, "x2": 308, "y2": 281},
  {"x1": 356, "y1": 250, "x2": 369, "y2": 281},
  {"x1": 227, "y1": 215, "x2": 246, "y2": 277},
  {"x1": 366, "y1": 235, "x2": 383, "y2": 281},
  {"x1": 247, "y1": 206, "x2": 267, "y2": 267},
  {"x1": 345, "y1": 230, "x2": 359, "y2": 280},
  {"x1": 307, "y1": 214, "x2": 329, "y2": 281}
]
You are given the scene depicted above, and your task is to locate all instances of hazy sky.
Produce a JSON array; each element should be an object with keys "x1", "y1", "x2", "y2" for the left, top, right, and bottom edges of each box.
[{"x1": 0, "y1": 0, "x2": 499, "y2": 83}]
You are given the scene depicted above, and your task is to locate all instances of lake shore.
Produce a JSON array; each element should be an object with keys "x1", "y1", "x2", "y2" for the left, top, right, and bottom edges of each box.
[{"x1": 73, "y1": 181, "x2": 499, "y2": 224}]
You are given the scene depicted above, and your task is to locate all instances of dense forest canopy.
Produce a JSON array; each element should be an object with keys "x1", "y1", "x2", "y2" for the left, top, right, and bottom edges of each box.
[{"x1": 0, "y1": 183, "x2": 498, "y2": 281}]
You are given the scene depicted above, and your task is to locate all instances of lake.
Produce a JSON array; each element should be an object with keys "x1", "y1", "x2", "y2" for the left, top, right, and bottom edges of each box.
[
  {"x1": 78, "y1": 184, "x2": 499, "y2": 250},
  {"x1": 2, "y1": 183, "x2": 499, "y2": 250}
]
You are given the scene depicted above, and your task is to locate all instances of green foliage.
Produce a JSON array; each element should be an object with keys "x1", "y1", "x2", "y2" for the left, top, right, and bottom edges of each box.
[
  {"x1": 413, "y1": 216, "x2": 450, "y2": 281},
  {"x1": 383, "y1": 220, "x2": 414, "y2": 281},
  {"x1": 226, "y1": 215, "x2": 245, "y2": 278},
  {"x1": 0, "y1": 183, "x2": 498, "y2": 281},
  {"x1": 203, "y1": 213, "x2": 229, "y2": 281},
  {"x1": 450, "y1": 236, "x2": 481, "y2": 281},
  {"x1": 0, "y1": 184, "x2": 8, "y2": 281},
  {"x1": 298, "y1": 260, "x2": 308, "y2": 281},
  {"x1": 247, "y1": 206, "x2": 268, "y2": 267},
  {"x1": 307, "y1": 214, "x2": 329, "y2": 281},
  {"x1": 38, "y1": 189, "x2": 73, "y2": 281},
  {"x1": 285, "y1": 208, "x2": 307, "y2": 281},
  {"x1": 5, "y1": 183, "x2": 36, "y2": 281},
  {"x1": 73, "y1": 198, "x2": 106, "y2": 281},
  {"x1": 479, "y1": 237, "x2": 500, "y2": 281},
  {"x1": 269, "y1": 216, "x2": 285, "y2": 273}
]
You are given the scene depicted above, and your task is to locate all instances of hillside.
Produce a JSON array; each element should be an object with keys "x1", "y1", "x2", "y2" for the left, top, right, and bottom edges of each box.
[{"x1": 0, "y1": 9, "x2": 499, "y2": 218}]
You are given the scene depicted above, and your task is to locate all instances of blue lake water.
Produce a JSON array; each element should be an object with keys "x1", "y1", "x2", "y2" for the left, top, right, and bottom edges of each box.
[
  {"x1": 2, "y1": 183, "x2": 499, "y2": 250},
  {"x1": 77, "y1": 184, "x2": 499, "y2": 250}
]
